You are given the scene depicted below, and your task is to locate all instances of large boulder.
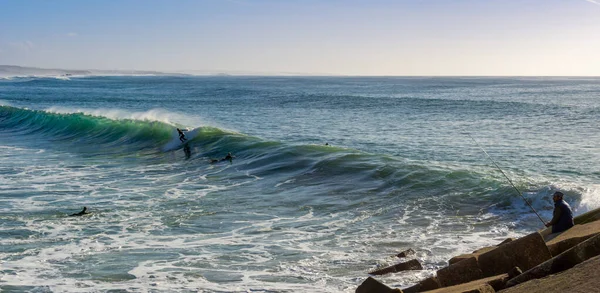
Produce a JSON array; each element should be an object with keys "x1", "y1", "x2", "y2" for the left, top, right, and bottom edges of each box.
[
  {"x1": 402, "y1": 276, "x2": 441, "y2": 293},
  {"x1": 419, "y1": 274, "x2": 507, "y2": 293},
  {"x1": 436, "y1": 256, "x2": 483, "y2": 287},
  {"x1": 448, "y1": 238, "x2": 514, "y2": 265},
  {"x1": 356, "y1": 277, "x2": 403, "y2": 293},
  {"x1": 573, "y1": 206, "x2": 600, "y2": 225},
  {"x1": 419, "y1": 276, "x2": 442, "y2": 291},
  {"x1": 448, "y1": 246, "x2": 496, "y2": 265},
  {"x1": 402, "y1": 284, "x2": 420, "y2": 293},
  {"x1": 545, "y1": 220, "x2": 600, "y2": 256},
  {"x1": 369, "y1": 259, "x2": 423, "y2": 275},
  {"x1": 499, "y1": 254, "x2": 600, "y2": 293},
  {"x1": 506, "y1": 267, "x2": 522, "y2": 279},
  {"x1": 397, "y1": 248, "x2": 416, "y2": 258},
  {"x1": 477, "y1": 232, "x2": 551, "y2": 277},
  {"x1": 497, "y1": 238, "x2": 514, "y2": 245},
  {"x1": 505, "y1": 233, "x2": 600, "y2": 288}
]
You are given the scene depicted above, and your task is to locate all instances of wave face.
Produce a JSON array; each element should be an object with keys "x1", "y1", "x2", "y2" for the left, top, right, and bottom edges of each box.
[
  {"x1": 0, "y1": 106, "x2": 260, "y2": 157},
  {"x1": 0, "y1": 105, "x2": 552, "y2": 208},
  {"x1": 0, "y1": 106, "x2": 182, "y2": 151},
  {"x1": 1, "y1": 76, "x2": 599, "y2": 292}
]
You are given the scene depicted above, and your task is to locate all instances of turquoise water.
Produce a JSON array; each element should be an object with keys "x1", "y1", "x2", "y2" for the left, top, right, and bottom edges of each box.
[{"x1": 1, "y1": 76, "x2": 599, "y2": 292}]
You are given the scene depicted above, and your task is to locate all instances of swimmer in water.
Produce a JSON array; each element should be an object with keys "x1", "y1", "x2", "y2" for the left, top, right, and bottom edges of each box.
[{"x1": 69, "y1": 206, "x2": 89, "y2": 217}]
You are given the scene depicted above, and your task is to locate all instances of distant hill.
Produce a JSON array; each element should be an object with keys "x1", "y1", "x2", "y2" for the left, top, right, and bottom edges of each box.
[
  {"x1": 0, "y1": 65, "x2": 174, "y2": 77},
  {"x1": 0, "y1": 65, "x2": 91, "y2": 77},
  {"x1": 0, "y1": 65, "x2": 335, "y2": 77}
]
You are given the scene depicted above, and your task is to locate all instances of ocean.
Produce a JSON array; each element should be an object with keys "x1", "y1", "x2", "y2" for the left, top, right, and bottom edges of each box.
[{"x1": 1, "y1": 75, "x2": 599, "y2": 292}]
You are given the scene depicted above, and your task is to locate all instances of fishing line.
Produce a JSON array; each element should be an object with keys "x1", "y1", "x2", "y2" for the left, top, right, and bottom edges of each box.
[{"x1": 465, "y1": 132, "x2": 547, "y2": 225}]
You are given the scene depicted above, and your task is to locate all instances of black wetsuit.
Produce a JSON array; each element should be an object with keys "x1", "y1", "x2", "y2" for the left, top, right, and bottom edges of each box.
[
  {"x1": 69, "y1": 207, "x2": 88, "y2": 217},
  {"x1": 177, "y1": 129, "x2": 187, "y2": 142}
]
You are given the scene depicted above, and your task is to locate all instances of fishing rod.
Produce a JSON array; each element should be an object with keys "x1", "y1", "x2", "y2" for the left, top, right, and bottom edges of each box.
[{"x1": 466, "y1": 133, "x2": 547, "y2": 226}]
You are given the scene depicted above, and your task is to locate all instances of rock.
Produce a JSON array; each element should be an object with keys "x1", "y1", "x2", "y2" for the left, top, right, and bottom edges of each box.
[
  {"x1": 477, "y1": 232, "x2": 551, "y2": 278},
  {"x1": 573, "y1": 206, "x2": 600, "y2": 225},
  {"x1": 505, "y1": 233, "x2": 600, "y2": 288},
  {"x1": 419, "y1": 276, "x2": 441, "y2": 291},
  {"x1": 507, "y1": 267, "x2": 522, "y2": 279},
  {"x1": 448, "y1": 246, "x2": 496, "y2": 265},
  {"x1": 447, "y1": 238, "x2": 516, "y2": 266},
  {"x1": 369, "y1": 259, "x2": 423, "y2": 275},
  {"x1": 545, "y1": 220, "x2": 600, "y2": 256},
  {"x1": 356, "y1": 277, "x2": 403, "y2": 293},
  {"x1": 448, "y1": 254, "x2": 472, "y2": 266},
  {"x1": 436, "y1": 256, "x2": 484, "y2": 287},
  {"x1": 499, "y1": 254, "x2": 600, "y2": 293},
  {"x1": 461, "y1": 285, "x2": 495, "y2": 293},
  {"x1": 418, "y1": 274, "x2": 506, "y2": 293},
  {"x1": 486, "y1": 275, "x2": 509, "y2": 291},
  {"x1": 403, "y1": 276, "x2": 441, "y2": 293},
  {"x1": 462, "y1": 285, "x2": 495, "y2": 293},
  {"x1": 497, "y1": 238, "x2": 514, "y2": 245},
  {"x1": 402, "y1": 284, "x2": 420, "y2": 293},
  {"x1": 397, "y1": 248, "x2": 416, "y2": 258}
]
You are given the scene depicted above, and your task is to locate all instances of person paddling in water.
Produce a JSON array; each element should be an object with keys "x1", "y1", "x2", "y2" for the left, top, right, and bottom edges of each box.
[
  {"x1": 177, "y1": 128, "x2": 187, "y2": 142},
  {"x1": 69, "y1": 206, "x2": 89, "y2": 217},
  {"x1": 209, "y1": 152, "x2": 235, "y2": 164}
]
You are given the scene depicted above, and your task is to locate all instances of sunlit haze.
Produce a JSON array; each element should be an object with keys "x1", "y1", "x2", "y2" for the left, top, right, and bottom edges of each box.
[{"x1": 1, "y1": 0, "x2": 599, "y2": 76}]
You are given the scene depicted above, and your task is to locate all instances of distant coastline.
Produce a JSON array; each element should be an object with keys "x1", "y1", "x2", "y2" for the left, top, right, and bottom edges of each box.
[
  {"x1": 0, "y1": 65, "x2": 345, "y2": 78},
  {"x1": 2, "y1": 65, "x2": 599, "y2": 79},
  {"x1": 0, "y1": 65, "x2": 186, "y2": 78}
]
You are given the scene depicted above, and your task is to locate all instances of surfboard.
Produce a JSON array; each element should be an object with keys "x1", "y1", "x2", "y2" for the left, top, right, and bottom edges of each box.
[{"x1": 162, "y1": 127, "x2": 201, "y2": 152}]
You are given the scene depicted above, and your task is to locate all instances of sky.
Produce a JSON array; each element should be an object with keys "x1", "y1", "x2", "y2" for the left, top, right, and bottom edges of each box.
[{"x1": 0, "y1": 0, "x2": 599, "y2": 76}]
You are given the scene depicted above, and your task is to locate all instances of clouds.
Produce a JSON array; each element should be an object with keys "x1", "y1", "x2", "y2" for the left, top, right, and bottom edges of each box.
[
  {"x1": 585, "y1": 0, "x2": 600, "y2": 5},
  {"x1": 67, "y1": 32, "x2": 78, "y2": 37}
]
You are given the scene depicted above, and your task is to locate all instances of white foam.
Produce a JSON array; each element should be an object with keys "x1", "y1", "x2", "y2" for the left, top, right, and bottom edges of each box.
[
  {"x1": 45, "y1": 106, "x2": 181, "y2": 125},
  {"x1": 2, "y1": 150, "x2": 593, "y2": 292},
  {"x1": 579, "y1": 185, "x2": 600, "y2": 213},
  {"x1": 0, "y1": 196, "x2": 522, "y2": 292},
  {"x1": 0, "y1": 145, "x2": 30, "y2": 151},
  {"x1": 275, "y1": 179, "x2": 296, "y2": 187}
]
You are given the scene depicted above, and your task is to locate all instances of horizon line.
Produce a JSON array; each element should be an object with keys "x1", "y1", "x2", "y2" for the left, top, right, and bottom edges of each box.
[{"x1": 2, "y1": 65, "x2": 600, "y2": 78}]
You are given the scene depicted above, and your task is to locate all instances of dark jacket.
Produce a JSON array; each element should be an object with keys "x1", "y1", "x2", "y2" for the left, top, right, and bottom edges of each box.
[{"x1": 549, "y1": 199, "x2": 574, "y2": 233}]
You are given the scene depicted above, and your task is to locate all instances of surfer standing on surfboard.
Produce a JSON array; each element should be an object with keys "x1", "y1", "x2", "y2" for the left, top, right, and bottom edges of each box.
[{"x1": 177, "y1": 128, "x2": 187, "y2": 142}]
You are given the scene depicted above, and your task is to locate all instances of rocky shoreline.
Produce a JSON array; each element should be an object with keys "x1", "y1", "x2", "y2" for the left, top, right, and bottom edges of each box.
[{"x1": 357, "y1": 207, "x2": 600, "y2": 293}]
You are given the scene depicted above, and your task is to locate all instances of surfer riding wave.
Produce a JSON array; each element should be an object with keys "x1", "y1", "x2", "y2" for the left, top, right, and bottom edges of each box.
[{"x1": 177, "y1": 128, "x2": 187, "y2": 142}]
